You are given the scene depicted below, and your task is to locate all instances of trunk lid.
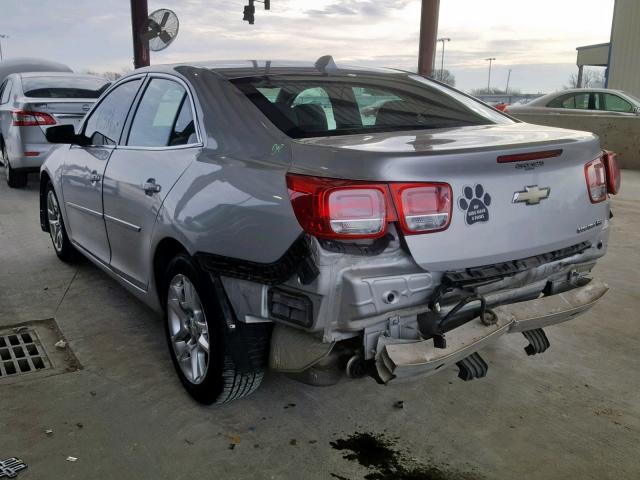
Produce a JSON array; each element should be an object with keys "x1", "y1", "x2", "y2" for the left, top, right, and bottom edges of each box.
[
  {"x1": 18, "y1": 97, "x2": 95, "y2": 133},
  {"x1": 290, "y1": 123, "x2": 609, "y2": 271}
]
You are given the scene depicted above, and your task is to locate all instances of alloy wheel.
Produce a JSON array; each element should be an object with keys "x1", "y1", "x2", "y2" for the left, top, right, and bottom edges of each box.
[
  {"x1": 47, "y1": 190, "x2": 64, "y2": 253},
  {"x1": 167, "y1": 274, "x2": 210, "y2": 384}
]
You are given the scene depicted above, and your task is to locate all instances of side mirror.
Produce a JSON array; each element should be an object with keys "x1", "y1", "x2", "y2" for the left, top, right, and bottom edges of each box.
[
  {"x1": 633, "y1": 106, "x2": 640, "y2": 115},
  {"x1": 45, "y1": 124, "x2": 86, "y2": 145}
]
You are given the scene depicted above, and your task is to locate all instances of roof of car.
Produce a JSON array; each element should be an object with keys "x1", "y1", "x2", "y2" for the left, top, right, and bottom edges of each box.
[
  {"x1": 18, "y1": 72, "x2": 107, "y2": 80},
  {"x1": 550, "y1": 88, "x2": 627, "y2": 95},
  {"x1": 132, "y1": 59, "x2": 403, "y2": 79}
]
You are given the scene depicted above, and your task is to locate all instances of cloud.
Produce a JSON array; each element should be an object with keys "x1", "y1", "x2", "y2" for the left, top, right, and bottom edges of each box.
[{"x1": 305, "y1": 0, "x2": 411, "y2": 17}]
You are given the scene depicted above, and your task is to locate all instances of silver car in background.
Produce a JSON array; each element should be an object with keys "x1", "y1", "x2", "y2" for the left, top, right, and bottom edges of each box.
[
  {"x1": 506, "y1": 88, "x2": 640, "y2": 116},
  {"x1": 0, "y1": 72, "x2": 109, "y2": 187},
  {"x1": 40, "y1": 60, "x2": 619, "y2": 405}
]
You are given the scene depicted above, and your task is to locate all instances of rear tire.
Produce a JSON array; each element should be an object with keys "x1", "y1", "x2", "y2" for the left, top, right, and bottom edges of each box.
[
  {"x1": 3, "y1": 146, "x2": 27, "y2": 188},
  {"x1": 45, "y1": 182, "x2": 76, "y2": 262},
  {"x1": 163, "y1": 253, "x2": 270, "y2": 404}
]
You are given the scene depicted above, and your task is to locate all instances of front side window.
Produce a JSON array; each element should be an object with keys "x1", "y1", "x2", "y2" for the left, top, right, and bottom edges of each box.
[
  {"x1": 127, "y1": 78, "x2": 196, "y2": 147},
  {"x1": 0, "y1": 79, "x2": 12, "y2": 104},
  {"x1": 549, "y1": 93, "x2": 590, "y2": 110},
  {"x1": 231, "y1": 72, "x2": 512, "y2": 138},
  {"x1": 601, "y1": 93, "x2": 633, "y2": 113},
  {"x1": 22, "y1": 76, "x2": 110, "y2": 99},
  {"x1": 83, "y1": 79, "x2": 142, "y2": 146}
]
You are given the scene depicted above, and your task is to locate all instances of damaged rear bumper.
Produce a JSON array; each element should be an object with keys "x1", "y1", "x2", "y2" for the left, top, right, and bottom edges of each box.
[{"x1": 376, "y1": 278, "x2": 608, "y2": 383}]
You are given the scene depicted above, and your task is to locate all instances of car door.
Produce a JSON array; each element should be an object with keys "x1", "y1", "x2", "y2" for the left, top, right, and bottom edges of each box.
[
  {"x1": 61, "y1": 77, "x2": 143, "y2": 263},
  {"x1": 102, "y1": 75, "x2": 201, "y2": 289}
]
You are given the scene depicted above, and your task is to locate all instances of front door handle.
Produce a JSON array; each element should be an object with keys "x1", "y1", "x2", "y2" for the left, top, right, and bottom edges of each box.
[
  {"x1": 89, "y1": 171, "x2": 101, "y2": 183},
  {"x1": 142, "y1": 178, "x2": 162, "y2": 196}
]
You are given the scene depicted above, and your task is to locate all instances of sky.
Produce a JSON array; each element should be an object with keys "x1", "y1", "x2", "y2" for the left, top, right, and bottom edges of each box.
[{"x1": 0, "y1": 0, "x2": 615, "y2": 93}]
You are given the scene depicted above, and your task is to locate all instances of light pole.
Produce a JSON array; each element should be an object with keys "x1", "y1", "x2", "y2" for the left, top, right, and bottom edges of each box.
[
  {"x1": 0, "y1": 34, "x2": 8, "y2": 61},
  {"x1": 485, "y1": 57, "x2": 496, "y2": 92},
  {"x1": 505, "y1": 68, "x2": 512, "y2": 96},
  {"x1": 437, "y1": 37, "x2": 450, "y2": 81}
]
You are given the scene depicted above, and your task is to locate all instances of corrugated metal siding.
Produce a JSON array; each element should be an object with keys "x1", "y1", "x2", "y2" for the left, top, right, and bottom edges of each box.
[{"x1": 608, "y1": 0, "x2": 640, "y2": 97}]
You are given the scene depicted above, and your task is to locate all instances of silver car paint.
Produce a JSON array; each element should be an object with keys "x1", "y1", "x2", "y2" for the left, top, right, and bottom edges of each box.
[
  {"x1": 0, "y1": 72, "x2": 104, "y2": 171},
  {"x1": 41, "y1": 62, "x2": 611, "y2": 331}
]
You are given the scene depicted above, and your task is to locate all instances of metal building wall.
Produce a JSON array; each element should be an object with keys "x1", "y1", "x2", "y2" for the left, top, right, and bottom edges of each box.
[{"x1": 607, "y1": 0, "x2": 640, "y2": 97}]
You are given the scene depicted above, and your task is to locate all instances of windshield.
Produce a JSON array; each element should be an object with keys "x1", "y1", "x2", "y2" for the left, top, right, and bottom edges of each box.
[
  {"x1": 231, "y1": 72, "x2": 512, "y2": 138},
  {"x1": 22, "y1": 76, "x2": 110, "y2": 99}
]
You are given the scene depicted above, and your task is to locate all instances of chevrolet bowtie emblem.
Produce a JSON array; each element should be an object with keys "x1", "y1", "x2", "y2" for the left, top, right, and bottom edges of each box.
[
  {"x1": 0, "y1": 458, "x2": 27, "y2": 478},
  {"x1": 512, "y1": 185, "x2": 550, "y2": 205}
]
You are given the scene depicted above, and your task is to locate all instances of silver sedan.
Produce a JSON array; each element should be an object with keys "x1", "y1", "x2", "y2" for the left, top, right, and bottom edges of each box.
[
  {"x1": 40, "y1": 60, "x2": 616, "y2": 404},
  {"x1": 0, "y1": 72, "x2": 109, "y2": 187}
]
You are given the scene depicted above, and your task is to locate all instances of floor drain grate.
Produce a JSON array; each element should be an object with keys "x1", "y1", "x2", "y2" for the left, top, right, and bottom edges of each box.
[
  {"x1": 0, "y1": 319, "x2": 80, "y2": 384},
  {"x1": 0, "y1": 330, "x2": 50, "y2": 377}
]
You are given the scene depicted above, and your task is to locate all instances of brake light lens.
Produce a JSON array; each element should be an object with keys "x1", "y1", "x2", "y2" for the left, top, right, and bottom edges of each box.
[
  {"x1": 286, "y1": 175, "x2": 392, "y2": 239},
  {"x1": 286, "y1": 174, "x2": 453, "y2": 239},
  {"x1": 11, "y1": 109, "x2": 56, "y2": 127},
  {"x1": 602, "y1": 150, "x2": 621, "y2": 195},
  {"x1": 584, "y1": 157, "x2": 607, "y2": 203},
  {"x1": 389, "y1": 183, "x2": 452, "y2": 233}
]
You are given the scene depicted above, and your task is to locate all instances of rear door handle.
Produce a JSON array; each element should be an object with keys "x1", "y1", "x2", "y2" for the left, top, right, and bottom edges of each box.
[{"x1": 142, "y1": 178, "x2": 162, "y2": 196}]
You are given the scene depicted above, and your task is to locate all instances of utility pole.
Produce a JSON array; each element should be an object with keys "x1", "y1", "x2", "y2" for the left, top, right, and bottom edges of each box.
[
  {"x1": 0, "y1": 34, "x2": 8, "y2": 61},
  {"x1": 437, "y1": 37, "x2": 450, "y2": 81},
  {"x1": 485, "y1": 57, "x2": 496, "y2": 93},
  {"x1": 505, "y1": 68, "x2": 512, "y2": 96},
  {"x1": 130, "y1": 0, "x2": 150, "y2": 69},
  {"x1": 418, "y1": 0, "x2": 440, "y2": 77}
]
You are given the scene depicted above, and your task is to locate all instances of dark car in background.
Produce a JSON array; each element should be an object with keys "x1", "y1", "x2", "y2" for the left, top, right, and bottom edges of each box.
[{"x1": 0, "y1": 72, "x2": 110, "y2": 187}]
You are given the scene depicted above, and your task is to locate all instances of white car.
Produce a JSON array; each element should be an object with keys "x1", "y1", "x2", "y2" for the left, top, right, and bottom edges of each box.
[{"x1": 505, "y1": 88, "x2": 640, "y2": 116}]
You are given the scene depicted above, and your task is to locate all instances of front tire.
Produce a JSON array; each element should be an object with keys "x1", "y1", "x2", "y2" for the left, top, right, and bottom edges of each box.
[
  {"x1": 46, "y1": 182, "x2": 76, "y2": 262},
  {"x1": 163, "y1": 253, "x2": 270, "y2": 404}
]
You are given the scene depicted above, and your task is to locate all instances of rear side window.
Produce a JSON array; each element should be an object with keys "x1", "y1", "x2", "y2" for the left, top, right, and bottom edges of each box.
[
  {"x1": 548, "y1": 93, "x2": 590, "y2": 110},
  {"x1": 84, "y1": 79, "x2": 142, "y2": 146},
  {"x1": 127, "y1": 78, "x2": 196, "y2": 147},
  {"x1": 0, "y1": 79, "x2": 12, "y2": 104},
  {"x1": 231, "y1": 73, "x2": 511, "y2": 138},
  {"x1": 601, "y1": 93, "x2": 633, "y2": 113},
  {"x1": 22, "y1": 76, "x2": 110, "y2": 99}
]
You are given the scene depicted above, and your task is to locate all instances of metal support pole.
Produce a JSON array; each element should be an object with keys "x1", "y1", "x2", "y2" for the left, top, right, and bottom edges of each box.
[
  {"x1": 438, "y1": 37, "x2": 450, "y2": 81},
  {"x1": 0, "y1": 34, "x2": 8, "y2": 62},
  {"x1": 485, "y1": 57, "x2": 496, "y2": 92},
  {"x1": 505, "y1": 69, "x2": 512, "y2": 95},
  {"x1": 418, "y1": 0, "x2": 440, "y2": 77},
  {"x1": 130, "y1": 0, "x2": 150, "y2": 69},
  {"x1": 576, "y1": 65, "x2": 584, "y2": 88}
]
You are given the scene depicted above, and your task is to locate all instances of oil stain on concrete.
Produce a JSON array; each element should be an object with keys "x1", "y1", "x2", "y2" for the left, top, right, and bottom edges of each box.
[{"x1": 330, "y1": 432, "x2": 482, "y2": 480}]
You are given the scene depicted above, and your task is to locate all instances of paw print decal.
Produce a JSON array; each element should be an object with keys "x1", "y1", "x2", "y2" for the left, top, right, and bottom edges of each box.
[{"x1": 458, "y1": 184, "x2": 492, "y2": 226}]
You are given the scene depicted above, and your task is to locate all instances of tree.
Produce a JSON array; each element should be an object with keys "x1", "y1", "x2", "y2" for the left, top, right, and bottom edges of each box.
[
  {"x1": 470, "y1": 87, "x2": 521, "y2": 96},
  {"x1": 432, "y1": 69, "x2": 455, "y2": 86},
  {"x1": 565, "y1": 69, "x2": 605, "y2": 89}
]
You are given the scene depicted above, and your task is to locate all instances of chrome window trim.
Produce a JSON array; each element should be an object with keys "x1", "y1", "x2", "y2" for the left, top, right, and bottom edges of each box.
[{"x1": 118, "y1": 72, "x2": 204, "y2": 151}]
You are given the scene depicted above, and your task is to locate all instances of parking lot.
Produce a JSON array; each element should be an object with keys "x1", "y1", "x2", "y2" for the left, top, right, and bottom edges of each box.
[{"x1": 0, "y1": 170, "x2": 637, "y2": 480}]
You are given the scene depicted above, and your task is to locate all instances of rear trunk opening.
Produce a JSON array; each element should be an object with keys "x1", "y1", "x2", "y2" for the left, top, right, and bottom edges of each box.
[{"x1": 290, "y1": 123, "x2": 611, "y2": 271}]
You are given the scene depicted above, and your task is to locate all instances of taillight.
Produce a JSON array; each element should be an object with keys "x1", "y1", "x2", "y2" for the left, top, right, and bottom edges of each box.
[
  {"x1": 602, "y1": 150, "x2": 621, "y2": 195},
  {"x1": 389, "y1": 183, "x2": 452, "y2": 234},
  {"x1": 584, "y1": 157, "x2": 607, "y2": 203},
  {"x1": 12, "y1": 109, "x2": 56, "y2": 127},
  {"x1": 286, "y1": 174, "x2": 392, "y2": 239},
  {"x1": 286, "y1": 174, "x2": 452, "y2": 240}
]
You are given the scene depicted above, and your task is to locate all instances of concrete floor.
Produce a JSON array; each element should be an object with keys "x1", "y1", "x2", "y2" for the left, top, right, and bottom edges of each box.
[{"x1": 0, "y1": 171, "x2": 638, "y2": 480}]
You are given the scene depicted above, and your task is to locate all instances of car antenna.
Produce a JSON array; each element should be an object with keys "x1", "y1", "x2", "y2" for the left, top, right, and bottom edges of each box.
[{"x1": 315, "y1": 55, "x2": 337, "y2": 73}]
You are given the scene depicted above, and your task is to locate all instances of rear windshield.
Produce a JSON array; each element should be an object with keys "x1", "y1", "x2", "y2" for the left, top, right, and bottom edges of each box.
[
  {"x1": 22, "y1": 76, "x2": 110, "y2": 99},
  {"x1": 231, "y1": 73, "x2": 512, "y2": 138}
]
